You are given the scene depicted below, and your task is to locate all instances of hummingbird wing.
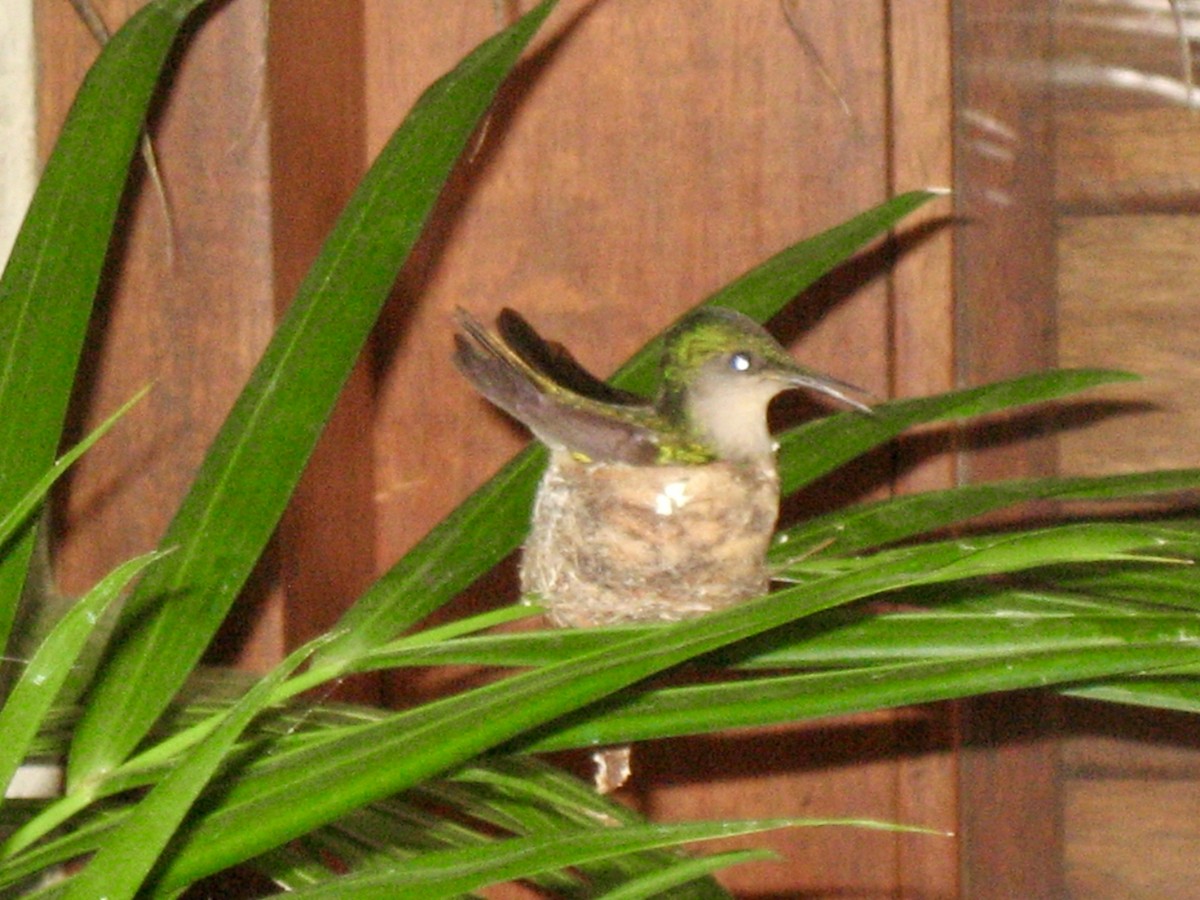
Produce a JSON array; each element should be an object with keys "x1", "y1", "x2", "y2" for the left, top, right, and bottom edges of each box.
[
  {"x1": 496, "y1": 308, "x2": 645, "y2": 406},
  {"x1": 453, "y1": 309, "x2": 663, "y2": 464}
]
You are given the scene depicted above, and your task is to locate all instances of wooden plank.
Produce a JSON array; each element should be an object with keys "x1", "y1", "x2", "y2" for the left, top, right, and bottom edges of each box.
[
  {"x1": 1066, "y1": 778, "x2": 1200, "y2": 898},
  {"x1": 265, "y1": 3, "x2": 377, "y2": 679},
  {"x1": 1057, "y1": 108, "x2": 1200, "y2": 214},
  {"x1": 888, "y1": 2, "x2": 959, "y2": 896},
  {"x1": 1057, "y1": 214, "x2": 1200, "y2": 476},
  {"x1": 890, "y1": 0, "x2": 955, "y2": 458},
  {"x1": 1056, "y1": 211, "x2": 1200, "y2": 900},
  {"x1": 953, "y1": 1, "x2": 1066, "y2": 896},
  {"x1": 1053, "y1": 14, "x2": 1200, "y2": 900}
]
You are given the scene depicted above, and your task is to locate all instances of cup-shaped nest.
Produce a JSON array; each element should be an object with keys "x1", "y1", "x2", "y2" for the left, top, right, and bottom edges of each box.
[{"x1": 522, "y1": 452, "x2": 781, "y2": 628}]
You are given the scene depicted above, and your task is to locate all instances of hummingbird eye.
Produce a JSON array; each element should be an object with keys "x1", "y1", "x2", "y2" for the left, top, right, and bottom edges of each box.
[{"x1": 729, "y1": 351, "x2": 754, "y2": 373}]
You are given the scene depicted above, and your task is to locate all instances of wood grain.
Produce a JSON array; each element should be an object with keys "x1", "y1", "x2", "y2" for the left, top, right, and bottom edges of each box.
[
  {"x1": 954, "y1": 1, "x2": 1065, "y2": 896},
  {"x1": 1057, "y1": 214, "x2": 1200, "y2": 475},
  {"x1": 888, "y1": 2, "x2": 959, "y2": 896},
  {"x1": 1066, "y1": 778, "x2": 1200, "y2": 899},
  {"x1": 1057, "y1": 108, "x2": 1200, "y2": 214},
  {"x1": 265, "y1": 2, "x2": 377, "y2": 678},
  {"x1": 1051, "y1": 9, "x2": 1200, "y2": 899},
  {"x1": 1056, "y1": 212, "x2": 1200, "y2": 899}
]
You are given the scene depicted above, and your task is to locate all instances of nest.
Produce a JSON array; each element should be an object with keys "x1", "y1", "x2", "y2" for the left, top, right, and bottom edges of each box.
[{"x1": 521, "y1": 451, "x2": 781, "y2": 628}]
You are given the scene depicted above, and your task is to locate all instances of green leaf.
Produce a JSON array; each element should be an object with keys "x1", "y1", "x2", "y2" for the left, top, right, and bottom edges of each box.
[
  {"x1": 777, "y1": 368, "x2": 1138, "y2": 495},
  {"x1": 0, "y1": 0, "x2": 207, "y2": 667},
  {"x1": 1029, "y1": 553, "x2": 1200, "y2": 613},
  {"x1": 775, "y1": 521, "x2": 1190, "y2": 583},
  {"x1": 0, "y1": 387, "x2": 149, "y2": 553},
  {"x1": 729, "y1": 608, "x2": 1200, "y2": 669},
  {"x1": 0, "y1": 550, "x2": 165, "y2": 811},
  {"x1": 68, "y1": 0, "x2": 560, "y2": 786},
  {"x1": 1065, "y1": 676, "x2": 1200, "y2": 714},
  {"x1": 524, "y1": 642, "x2": 1200, "y2": 752},
  {"x1": 340, "y1": 608, "x2": 1200, "y2": 674},
  {"x1": 0, "y1": 809, "x2": 125, "y2": 893},
  {"x1": 773, "y1": 468, "x2": 1200, "y2": 561}
]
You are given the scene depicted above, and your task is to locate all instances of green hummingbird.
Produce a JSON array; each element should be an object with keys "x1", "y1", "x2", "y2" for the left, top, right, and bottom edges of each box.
[{"x1": 453, "y1": 305, "x2": 871, "y2": 465}]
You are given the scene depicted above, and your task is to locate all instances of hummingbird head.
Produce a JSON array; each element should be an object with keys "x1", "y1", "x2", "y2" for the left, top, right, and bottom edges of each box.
[{"x1": 658, "y1": 307, "x2": 871, "y2": 462}]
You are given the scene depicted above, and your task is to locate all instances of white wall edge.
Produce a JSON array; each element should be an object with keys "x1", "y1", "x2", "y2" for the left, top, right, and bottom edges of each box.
[{"x1": 0, "y1": 0, "x2": 38, "y2": 266}]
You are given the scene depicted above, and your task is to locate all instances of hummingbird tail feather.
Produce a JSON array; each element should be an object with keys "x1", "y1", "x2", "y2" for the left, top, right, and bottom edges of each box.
[
  {"x1": 452, "y1": 308, "x2": 547, "y2": 426},
  {"x1": 453, "y1": 308, "x2": 662, "y2": 464}
]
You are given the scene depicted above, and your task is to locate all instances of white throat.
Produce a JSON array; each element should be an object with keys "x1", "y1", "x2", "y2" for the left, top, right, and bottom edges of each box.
[{"x1": 686, "y1": 377, "x2": 782, "y2": 461}]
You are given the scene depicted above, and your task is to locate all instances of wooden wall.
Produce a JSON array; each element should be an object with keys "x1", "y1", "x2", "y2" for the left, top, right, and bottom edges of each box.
[
  {"x1": 35, "y1": 1, "x2": 1124, "y2": 897},
  {"x1": 1053, "y1": 4, "x2": 1200, "y2": 897},
  {"x1": 952, "y1": 1, "x2": 1065, "y2": 895},
  {"x1": 40, "y1": 1, "x2": 292, "y2": 672},
  {"x1": 948, "y1": 4, "x2": 1200, "y2": 896}
]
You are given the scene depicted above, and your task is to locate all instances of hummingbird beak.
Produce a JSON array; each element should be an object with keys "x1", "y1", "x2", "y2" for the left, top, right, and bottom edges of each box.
[{"x1": 776, "y1": 365, "x2": 875, "y2": 414}]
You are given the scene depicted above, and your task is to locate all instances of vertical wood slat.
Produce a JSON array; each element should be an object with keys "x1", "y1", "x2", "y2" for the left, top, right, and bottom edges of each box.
[
  {"x1": 265, "y1": 3, "x2": 377, "y2": 682},
  {"x1": 1053, "y1": 11, "x2": 1200, "y2": 895},
  {"x1": 952, "y1": 2, "x2": 1064, "y2": 897},
  {"x1": 888, "y1": 3, "x2": 959, "y2": 896}
]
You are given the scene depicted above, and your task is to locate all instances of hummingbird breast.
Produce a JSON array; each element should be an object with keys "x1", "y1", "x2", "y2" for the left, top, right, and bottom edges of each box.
[{"x1": 521, "y1": 451, "x2": 781, "y2": 627}]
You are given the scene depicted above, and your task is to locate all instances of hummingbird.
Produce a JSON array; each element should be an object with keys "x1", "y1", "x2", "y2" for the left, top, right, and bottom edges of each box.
[
  {"x1": 453, "y1": 305, "x2": 871, "y2": 468},
  {"x1": 454, "y1": 305, "x2": 871, "y2": 791},
  {"x1": 454, "y1": 303, "x2": 872, "y2": 627}
]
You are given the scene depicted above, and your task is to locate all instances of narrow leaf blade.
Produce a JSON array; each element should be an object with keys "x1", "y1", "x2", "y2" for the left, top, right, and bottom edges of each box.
[
  {"x1": 778, "y1": 369, "x2": 1138, "y2": 495},
  {"x1": 0, "y1": 387, "x2": 149, "y2": 552},
  {"x1": 773, "y1": 467, "x2": 1200, "y2": 561}
]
